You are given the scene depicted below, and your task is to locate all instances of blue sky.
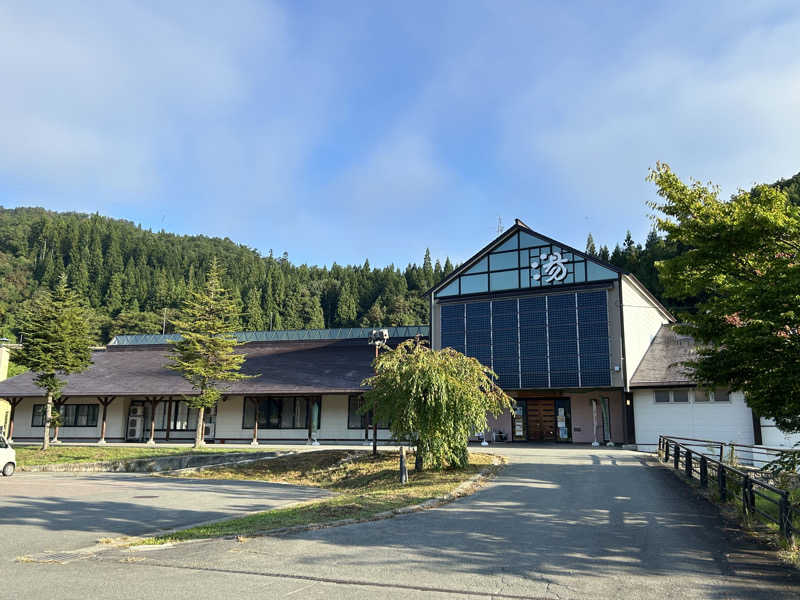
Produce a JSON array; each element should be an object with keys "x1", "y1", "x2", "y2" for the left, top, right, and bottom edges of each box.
[{"x1": 2, "y1": 1, "x2": 799, "y2": 267}]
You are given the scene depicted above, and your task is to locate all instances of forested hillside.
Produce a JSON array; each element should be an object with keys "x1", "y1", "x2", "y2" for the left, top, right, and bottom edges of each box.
[
  {"x1": 1, "y1": 169, "x2": 795, "y2": 344},
  {"x1": 0, "y1": 207, "x2": 454, "y2": 343}
]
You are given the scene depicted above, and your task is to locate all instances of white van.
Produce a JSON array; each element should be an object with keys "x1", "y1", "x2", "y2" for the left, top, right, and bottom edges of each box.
[{"x1": 0, "y1": 434, "x2": 15, "y2": 476}]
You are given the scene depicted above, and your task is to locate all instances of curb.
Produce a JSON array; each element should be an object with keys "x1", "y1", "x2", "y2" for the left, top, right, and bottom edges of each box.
[
  {"x1": 17, "y1": 450, "x2": 283, "y2": 474},
  {"x1": 136, "y1": 454, "x2": 506, "y2": 546}
]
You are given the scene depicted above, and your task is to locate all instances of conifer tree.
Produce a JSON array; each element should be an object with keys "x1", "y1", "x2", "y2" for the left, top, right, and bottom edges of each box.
[
  {"x1": 335, "y1": 282, "x2": 358, "y2": 326},
  {"x1": 16, "y1": 274, "x2": 93, "y2": 450},
  {"x1": 169, "y1": 258, "x2": 251, "y2": 447},
  {"x1": 244, "y1": 286, "x2": 265, "y2": 331},
  {"x1": 585, "y1": 233, "x2": 597, "y2": 256}
]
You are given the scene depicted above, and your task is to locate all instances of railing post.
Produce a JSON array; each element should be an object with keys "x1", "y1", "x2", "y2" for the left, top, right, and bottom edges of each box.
[
  {"x1": 718, "y1": 466, "x2": 727, "y2": 502},
  {"x1": 685, "y1": 449, "x2": 692, "y2": 479},
  {"x1": 674, "y1": 444, "x2": 680, "y2": 470},
  {"x1": 742, "y1": 476, "x2": 752, "y2": 517},
  {"x1": 664, "y1": 439, "x2": 670, "y2": 462},
  {"x1": 658, "y1": 436, "x2": 663, "y2": 459},
  {"x1": 700, "y1": 456, "x2": 708, "y2": 488},
  {"x1": 779, "y1": 492, "x2": 791, "y2": 539}
]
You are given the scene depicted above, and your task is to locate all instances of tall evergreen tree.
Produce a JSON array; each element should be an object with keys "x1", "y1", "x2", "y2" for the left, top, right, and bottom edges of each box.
[
  {"x1": 16, "y1": 274, "x2": 93, "y2": 450},
  {"x1": 335, "y1": 282, "x2": 358, "y2": 327},
  {"x1": 168, "y1": 258, "x2": 251, "y2": 448}
]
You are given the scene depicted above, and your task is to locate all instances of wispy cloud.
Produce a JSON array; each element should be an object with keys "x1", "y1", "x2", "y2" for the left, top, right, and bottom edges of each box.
[{"x1": 1, "y1": 1, "x2": 799, "y2": 265}]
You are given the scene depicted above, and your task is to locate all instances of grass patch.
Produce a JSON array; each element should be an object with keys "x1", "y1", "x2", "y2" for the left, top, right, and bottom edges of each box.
[
  {"x1": 15, "y1": 445, "x2": 270, "y2": 467},
  {"x1": 142, "y1": 449, "x2": 499, "y2": 544}
]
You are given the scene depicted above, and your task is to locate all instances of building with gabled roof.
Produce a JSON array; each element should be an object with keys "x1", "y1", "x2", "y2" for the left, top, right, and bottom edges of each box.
[{"x1": 427, "y1": 219, "x2": 674, "y2": 444}]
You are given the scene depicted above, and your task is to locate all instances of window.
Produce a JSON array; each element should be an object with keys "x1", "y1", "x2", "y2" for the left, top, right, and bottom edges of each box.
[
  {"x1": 60, "y1": 404, "x2": 99, "y2": 427},
  {"x1": 243, "y1": 396, "x2": 321, "y2": 429},
  {"x1": 695, "y1": 390, "x2": 711, "y2": 402},
  {"x1": 654, "y1": 391, "x2": 670, "y2": 403},
  {"x1": 32, "y1": 404, "x2": 99, "y2": 427},
  {"x1": 173, "y1": 401, "x2": 199, "y2": 430},
  {"x1": 348, "y1": 395, "x2": 388, "y2": 429},
  {"x1": 32, "y1": 404, "x2": 46, "y2": 426},
  {"x1": 713, "y1": 389, "x2": 730, "y2": 402},
  {"x1": 672, "y1": 390, "x2": 689, "y2": 403}
]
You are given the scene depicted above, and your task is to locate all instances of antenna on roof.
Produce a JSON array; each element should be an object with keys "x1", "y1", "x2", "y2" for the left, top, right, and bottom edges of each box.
[{"x1": 496, "y1": 216, "x2": 503, "y2": 235}]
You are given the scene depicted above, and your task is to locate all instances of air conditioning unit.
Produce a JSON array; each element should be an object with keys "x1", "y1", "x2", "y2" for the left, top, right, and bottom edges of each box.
[{"x1": 129, "y1": 406, "x2": 144, "y2": 417}]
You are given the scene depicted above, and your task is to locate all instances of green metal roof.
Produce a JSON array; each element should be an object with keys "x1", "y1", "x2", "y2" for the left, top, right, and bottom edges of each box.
[{"x1": 109, "y1": 325, "x2": 429, "y2": 346}]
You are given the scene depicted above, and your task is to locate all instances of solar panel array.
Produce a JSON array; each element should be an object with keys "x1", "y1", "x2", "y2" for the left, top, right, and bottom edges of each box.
[{"x1": 439, "y1": 290, "x2": 611, "y2": 389}]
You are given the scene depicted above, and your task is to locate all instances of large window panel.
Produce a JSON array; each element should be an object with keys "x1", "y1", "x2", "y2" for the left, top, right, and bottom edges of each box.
[
  {"x1": 490, "y1": 270, "x2": 519, "y2": 291},
  {"x1": 489, "y1": 251, "x2": 518, "y2": 270},
  {"x1": 460, "y1": 274, "x2": 488, "y2": 294}
]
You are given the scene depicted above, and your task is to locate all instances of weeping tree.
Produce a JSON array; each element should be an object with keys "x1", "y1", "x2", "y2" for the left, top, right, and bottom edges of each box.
[
  {"x1": 362, "y1": 338, "x2": 513, "y2": 470},
  {"x1": 169, "y1": 258, "x2": 251, "y2": 448},
  {"x1": 16, "y1": 274, "x2": 93, "y2": 450}
]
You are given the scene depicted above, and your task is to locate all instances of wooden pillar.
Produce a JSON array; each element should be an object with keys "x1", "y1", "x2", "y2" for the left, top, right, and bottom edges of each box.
[
  {"x1": 7, "y1": 397, "x2": 23, "y2": 441},
  {"x1": 146, "y1": 397, "x2": 162, "y2": 445},
  {"x1": 251, "y1": 397, "x2": 259, "y2": 446},
  {"x1": 97, "y1": 397, "x2": 115, "y2": 444},
  {"x1": 166, "y1": 398, "x2": 172, "y2": 441}
]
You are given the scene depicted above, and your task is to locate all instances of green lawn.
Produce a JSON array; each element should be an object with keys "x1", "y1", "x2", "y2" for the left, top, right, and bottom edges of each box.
[
  {"x1": 141, "y1": 449, "x2": 500, "y2": 544},
  {"x1": 15, "y1": 445, "x2": 272, "y2": 467}
]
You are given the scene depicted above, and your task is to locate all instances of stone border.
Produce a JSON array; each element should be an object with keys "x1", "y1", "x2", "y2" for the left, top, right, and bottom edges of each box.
[
  {"x1": 18, "y1": 450, "x2": 284, "y2": 474},
  {"x1": 139, "y1": 454, "x2": 507, "y2": 545}
]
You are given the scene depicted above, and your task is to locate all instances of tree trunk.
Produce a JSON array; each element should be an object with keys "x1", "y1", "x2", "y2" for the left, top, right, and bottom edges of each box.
[
  {"x1": 42, "y1": 394, "x2": 52, "y2": 450},
  {"x1": 194, "y1": 406, "x2": 205, "y2": 448},
  {"x1": 51, "y1": 401, "x2": 63, "y2": 444},
  {"x1": 372, "y1": 419, "x2": 378, "y2": 456},
  {"x1": 415, "y1": 439, "x2": 424, "y2": 472}
]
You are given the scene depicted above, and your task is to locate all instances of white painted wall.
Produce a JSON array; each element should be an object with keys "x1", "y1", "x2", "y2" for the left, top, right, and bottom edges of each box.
[
  {"x1": 10, "y1": 396, "x2": 128, "y2": 441},
  {"x1": 621, "y1": 276, "x2": 672, "y2": 389},
  {"x1": 633, "y1": 389, "x2": 755, "y2": 450},
  {"x1": 760, "y1": 418, "x2": 800, "y2": 449},
  {"x1": 215, "y1": 394, "x2": 393, "y2": 442}
]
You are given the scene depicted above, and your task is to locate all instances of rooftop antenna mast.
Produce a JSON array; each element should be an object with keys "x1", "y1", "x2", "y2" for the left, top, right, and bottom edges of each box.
[{"x1": 497, "y1": 216, "x2": 503, "y2": 235}]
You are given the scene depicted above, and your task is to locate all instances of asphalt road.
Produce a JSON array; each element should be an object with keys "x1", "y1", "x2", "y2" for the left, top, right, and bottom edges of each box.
[
  {"x1": 0, "y1": 471, "x2": 330, "y2": 558},
  {"x1": 3, "y1": 446, "x2": 800, "y2": 599}
]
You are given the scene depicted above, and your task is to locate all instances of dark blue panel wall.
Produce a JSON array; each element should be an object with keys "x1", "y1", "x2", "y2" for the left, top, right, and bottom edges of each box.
[
  {"x1": 490, "y1": 299, "x2": 519, "y2": 388},
  {"x1": 577, "y1": 291, "x2": 610, "y2": 386},
  {"x1": 465, "y1": 302, "x2": 491, "y2": 367},
  {"x1": 441, "y1": 303, "x2": 465, "y2": 353},
  {"x1": 439, "y1": 289, "x2": 611, "y2": 389}
]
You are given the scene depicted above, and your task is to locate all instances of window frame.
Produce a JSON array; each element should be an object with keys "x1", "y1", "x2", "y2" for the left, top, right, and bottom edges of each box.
[
  {"x1": 347, "y1": 394, "x2": 389, "y2": 429},
  {"x1": 242, "y1": 396, "x2": 322, "y2": 430},
  {"x1": 31, "y1": 403, "x2": 99, "y2": 427}
]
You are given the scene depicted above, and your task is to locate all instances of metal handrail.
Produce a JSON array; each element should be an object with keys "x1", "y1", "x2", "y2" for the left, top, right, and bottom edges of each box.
[{"x1": 659, "y1": 435, "x2": 795, "y2": 541}]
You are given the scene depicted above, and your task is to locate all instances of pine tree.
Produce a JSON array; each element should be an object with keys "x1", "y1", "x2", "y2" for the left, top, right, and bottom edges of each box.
[
  {"x1": 335, "y1": 282, "x2": 358, "y2": 327},
  {"x1": 585, "y1": 233, "x2": 597, "y2": 257},
  {"x1": 16, "y1": 274, "x2": 93, "y2": 450},
  {"x1": 168, "y1": 258, "x2": 251, "y2": 448},
  {"x1": 244, "y1": 286, "x2": 265, "y2": 331},
  {"x1": 422, "y1": 249, "x2": 434, "y2": 289}
]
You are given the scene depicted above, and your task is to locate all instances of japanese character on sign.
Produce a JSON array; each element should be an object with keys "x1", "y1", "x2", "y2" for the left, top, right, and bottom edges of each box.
[{"x1": 531, "y1": 251, "x2": 568, "y2": 283}]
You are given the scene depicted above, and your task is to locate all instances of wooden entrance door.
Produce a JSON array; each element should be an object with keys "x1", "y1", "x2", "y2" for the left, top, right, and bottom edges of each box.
[{"x1": 526, "y1": 399, "x2": 556, "y2": 441}]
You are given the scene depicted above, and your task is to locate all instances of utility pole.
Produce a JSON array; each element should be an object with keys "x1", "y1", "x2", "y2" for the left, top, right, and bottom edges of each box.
[{"x1": 162, "y1": 308, "x2": 167, "y2": 335}]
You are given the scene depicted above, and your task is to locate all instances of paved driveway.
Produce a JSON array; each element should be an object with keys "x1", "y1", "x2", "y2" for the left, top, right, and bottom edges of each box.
[
  {"x1": 0, "y1": 471, "x2": 330, "y2": 557},
  {"x1": 3, "y1": 446, "x2": 800, "y2": 599}
]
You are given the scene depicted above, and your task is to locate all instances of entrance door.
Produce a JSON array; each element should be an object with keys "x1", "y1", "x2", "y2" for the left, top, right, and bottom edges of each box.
[{"x1": 526, "y1": 399, "x2": 556, "y2": 441}]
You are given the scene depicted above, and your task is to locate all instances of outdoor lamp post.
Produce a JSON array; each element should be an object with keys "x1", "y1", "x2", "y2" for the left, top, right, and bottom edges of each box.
[{"x1": 368, "y1": 329, "x2": 389, "y2": 457}]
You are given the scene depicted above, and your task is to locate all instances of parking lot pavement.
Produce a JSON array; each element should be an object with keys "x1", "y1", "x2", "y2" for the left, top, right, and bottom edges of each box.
[
  {"x1": 0, "y1": 471, "x2": 330, "y2": 557},
  {"x1": 4, "y1": 446, "x2": 800, "y2": 600}
]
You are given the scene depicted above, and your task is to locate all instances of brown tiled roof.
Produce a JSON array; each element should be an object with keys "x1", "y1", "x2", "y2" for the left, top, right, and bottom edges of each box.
[
  {"x1": 629, "y1": 324, "x2": 697, "y2": 388},
  {"x1": 0, "y1": 340, "x2": 386, "y2": 398}
]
